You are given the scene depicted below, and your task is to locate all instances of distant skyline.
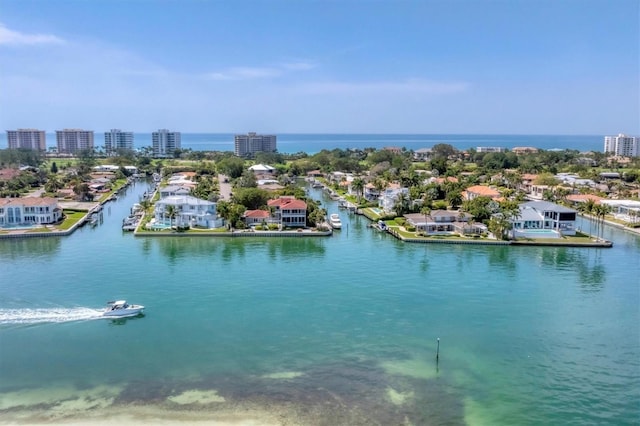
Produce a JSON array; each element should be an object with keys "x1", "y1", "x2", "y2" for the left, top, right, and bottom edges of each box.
[{"x1": 0, "y1": 0, "x2": 638, "y2": 135}]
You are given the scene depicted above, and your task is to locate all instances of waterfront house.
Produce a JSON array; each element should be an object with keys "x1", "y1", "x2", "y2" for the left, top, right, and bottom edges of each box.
[
  {"x1": 153, "y1": 195, "x2": 222, "y2": 228},
  {"x1": 267, "y1": 196, "x2": 307, "y2": 228},
  {"x1": 600, "y1": 199, "x2": 640, "y2": 224},
  {"x1": 363, "y1": 182, "x2": 381, "y2": 202},
  {"x1": 242, "y1": 209, "x2": 272, "y2": 227},
  {"x1": 379, "y1": 183, "x2": 409, "y2": 213},
  {"x1": 565, "y1": 194, "x2": 604, "y2": 207},
  {"x1": 510, "y1": 201, "x2": 577, "y2": 237},
  {"x1": 0, "y1": 197, "x2": 62, "y2": 227},
  {"x1": 404, "y1": 210, "x2": 484, "y2": 236}
]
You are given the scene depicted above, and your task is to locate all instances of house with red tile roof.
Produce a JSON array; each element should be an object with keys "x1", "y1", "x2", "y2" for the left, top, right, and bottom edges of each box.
[
  {"x1": 0, "y1": 168, "x2": 21, "y2": 181},
  {"x1": 242, "y1": 209, "x2": 271, "y2": 226},
  {"x1": 462, "y1": 185, "x2": 501, "y2": 201},
  {"x1": 0, "y1": 197, "x2": 62, "y2": 227},
  {"x1": 566, "y1": 194, "x2": 604, "y2": 205},
  {"x1": 267, "y1": 196, "x2": 307, "y2": 227}
]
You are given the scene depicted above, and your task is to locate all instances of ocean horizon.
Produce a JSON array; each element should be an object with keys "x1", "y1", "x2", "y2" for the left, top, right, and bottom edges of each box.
[{"x1": 0, "y1": 133, "x2": 607, "y2": 154}]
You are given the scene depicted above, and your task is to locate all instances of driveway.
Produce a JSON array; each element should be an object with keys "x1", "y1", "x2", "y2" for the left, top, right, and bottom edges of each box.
[{"x1": 218, "y1": 174, "x2": 232, "y2": 200}]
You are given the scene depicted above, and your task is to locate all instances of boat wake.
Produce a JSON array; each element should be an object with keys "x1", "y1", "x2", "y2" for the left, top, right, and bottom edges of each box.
[{"x1": 0, "y1": 307, "x2": 104, "y2": 325}]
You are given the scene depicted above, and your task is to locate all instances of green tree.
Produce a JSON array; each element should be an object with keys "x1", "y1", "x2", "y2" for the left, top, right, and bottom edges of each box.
[
  {"x1": 351, "y1": 177, "x2": 365, "y2": 203},
  {"x1": 232, "y1": 188, "x2": 269, "y2": 210},
  {"x1": 420, "y1": 206, "x2": 431, "y2": 236},
  {"x1": 165, "y1": 204, "x2": 178, "y2": 227}
]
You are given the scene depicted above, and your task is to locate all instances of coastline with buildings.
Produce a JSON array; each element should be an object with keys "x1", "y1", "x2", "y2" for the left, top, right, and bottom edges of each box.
[
  {"x1": 1, "y1": 132, "x2": 638, "y2": 244},
  {"x1": 2, "y1": 133, "x2": 631, "y2": 155}
]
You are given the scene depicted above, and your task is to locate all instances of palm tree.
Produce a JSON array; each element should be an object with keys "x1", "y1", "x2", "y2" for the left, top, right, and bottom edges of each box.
[
  {"x1": 395, "y1": 191, "x2": 410, "y2": 216},
  {"x1": 581, "y1": 199, "x2": 596, "y2": 239},
  {"x1": 165, "y1": 204, "x2": 177, "y2": 227},
  {"x1": 499, "y1": 200, "x2": 521, "y2": 240},
  {"x1": 351, "y1": 177, "x2": 365, "y2": 204},
  {"x1": 420, "y1": 205, "x2": 431, "y2": 236},
  {"x1": 595, "y1": 204, "x2": 611, "y2": 241}
]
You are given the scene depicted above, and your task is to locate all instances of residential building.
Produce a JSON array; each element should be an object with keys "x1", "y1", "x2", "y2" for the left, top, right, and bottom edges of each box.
[
  {"x1": 413, "y1": 148, "x2": 433, "y2": 161},
  {"x1": 159, "y1": 185, "x2": 191, "y2": 198},
  {"x1": 604, "y1": 133, "x2": 638, "y2": 157},
  {"x1": 511, "y1": 147, "x2": 539, "y2": 155},
  {"x1": 153, "y1": 195, "x2": 221, "y2": 228},
  {"x1": 104, "y1": 129, "x2": 134, "y2": 154},
  {"x1": 152, "y1": 129, "x2": 181, "y2": 158},
  {"x1": 476, "y1": 146, "x2": 505, "y2": 153},
  {"x1": 242, "y1": 209, "x2": 272, "y2": 227},
  {"x1": 379, "y1": 183, "x2": 409, "y2": 213},
  {"x1": 404, "y1": 210, "x2": 483, "y2": 236},
  {"x1": 55, "y1": 129, "x2": 94, "y2": 154},
  {"x1": 248, "y1": 164, "x2": 276, "y2": 175},
  {"x1": 462, "y1": 185, "x2": 501, "y2": 201},
  {"x1": 510, "y1": 201, "x2": 577, "y2": 237},
  {"x1": 6, "y1": 129, "x2": 46, "y2": 151},
  {"x1": 364, "y1": 182, "x2": 381, "y2": 202},
  {"x1": 234, "y1": 132, "x2": 277, "y2": 157},
  {"x1": 267, "y1": 196, "x2": 307, "y2": 227},
  {"x1": 0, "y1": 197, "x2": 62, "y2": 227},
  {"x1": 600, "y1": 199, "x2": 640, "y2": 224}
]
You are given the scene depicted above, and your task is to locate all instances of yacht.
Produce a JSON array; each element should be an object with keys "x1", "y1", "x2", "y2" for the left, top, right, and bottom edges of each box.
[
  {"x1": 102, "y1": 300, "x2": 144, "y2": 318},
  {"x1": 329, "y1": 214, "x2": 342, "y2": 229}
]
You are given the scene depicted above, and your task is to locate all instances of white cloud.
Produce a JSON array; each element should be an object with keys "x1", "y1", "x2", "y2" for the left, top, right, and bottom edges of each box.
[
  {"x1": 205, "y1": 66, "x2": 282, "y2": 81},
  {"x1": 204, "y1": 61, "x2": 316, "y2": 81},
  {"x1": 299, "y1": 78, "x2": 470, "y2": 95},
  {"x1": 0, "y1": 23, "x2": 65, "y2": 46}
]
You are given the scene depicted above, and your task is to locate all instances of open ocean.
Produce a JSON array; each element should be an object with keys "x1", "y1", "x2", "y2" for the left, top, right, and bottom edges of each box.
[
  {"x1": 0, "y1": 181, "x2": 638, "y2": 425},
  {"x1": 1, "y1": 133, "x2": 605, "y2": 154}
]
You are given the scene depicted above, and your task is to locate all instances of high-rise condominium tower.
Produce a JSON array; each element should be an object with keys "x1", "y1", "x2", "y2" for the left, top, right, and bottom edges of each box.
[
  {"x1": 6, "y1": 129, "x2": 46, "y2": 151},
  {"x1": 55, "y1": 129, "x2": 94, "y2": 155},
  {"x1": 604, "y1": 133, "x2": 638, "y2": 157},
  {"x1": 234, "y1": 132, "x2": 277, "y2": 157},
  {"x1": 152, "y1": 129, "x2": 181, "y2": 158},
  {"x1": 105, "y1": 129, "x2": 134, "y2": 154}
]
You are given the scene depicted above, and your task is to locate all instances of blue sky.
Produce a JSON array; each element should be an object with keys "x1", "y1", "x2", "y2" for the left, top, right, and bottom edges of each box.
[{"x1": 0, "y1": 0, "x2": 638, "y2": 134}]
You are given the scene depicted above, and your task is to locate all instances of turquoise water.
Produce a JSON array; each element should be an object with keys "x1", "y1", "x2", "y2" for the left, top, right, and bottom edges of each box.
[{"x1": 0, "y1": 181, "x2": 638, "y2": 424}]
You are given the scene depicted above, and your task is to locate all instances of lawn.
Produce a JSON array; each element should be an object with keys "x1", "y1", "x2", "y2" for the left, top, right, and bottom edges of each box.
[{"x1": 58, "y1": 211, "x2": 86, "y2": 230}]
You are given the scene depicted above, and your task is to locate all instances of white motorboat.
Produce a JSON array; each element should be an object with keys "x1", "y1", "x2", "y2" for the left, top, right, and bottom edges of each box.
[
  {"x1": 102, "y1": 300, "x2": 144, "y2": 318},
  {"x1": 329, "y1": 213, "x2": 342, "y2": 229}
]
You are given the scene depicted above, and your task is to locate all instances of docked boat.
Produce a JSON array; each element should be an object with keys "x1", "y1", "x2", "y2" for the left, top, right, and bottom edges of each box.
[
  {"x1": 122, "y1": 215, "x2": 139, "y2": 231},
  {"x1": 329, "y1": 213, "x2": 342, "y2": 229},
  {"x1": 102, "y1": 300, "x2": 144, "y2": 318}
]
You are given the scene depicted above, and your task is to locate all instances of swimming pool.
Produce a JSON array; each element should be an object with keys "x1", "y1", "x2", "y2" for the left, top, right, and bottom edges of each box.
[{"x1": 514, "y1": 229, "x2": 560, "y2": 239}]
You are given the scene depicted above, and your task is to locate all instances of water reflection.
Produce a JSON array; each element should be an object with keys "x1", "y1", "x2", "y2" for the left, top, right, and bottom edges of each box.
[
  {"x1": 0, "y1": 237, "x2": 61, "y2": 259},
  {"x1": 538, "y1": 247, "x2": 606, "y2": 290},
  {"x1": 151, "y1": 236, "x2": 326, "y2": 263},
  {"x1": 106, "y1": 313, "x2": 145, "y2": 326}
]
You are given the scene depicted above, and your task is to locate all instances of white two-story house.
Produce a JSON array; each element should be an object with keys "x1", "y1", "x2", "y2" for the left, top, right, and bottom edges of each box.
[
  {"x1": 0, "y1": 197, "x2": 62, "y2": 227},
  {"x1": 510, "y1": 201, "x2": 577, "y2": 237},
  {"x1": 154, "y1": 195, "x2": 222, "y2": 229},
  {"x1": 379, "y1": 183, "x2": 409, "y2": 213}
]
